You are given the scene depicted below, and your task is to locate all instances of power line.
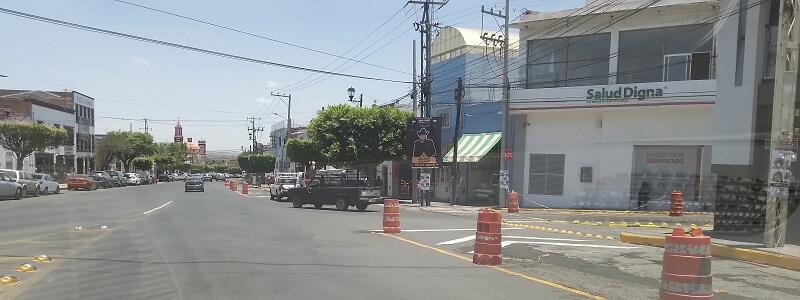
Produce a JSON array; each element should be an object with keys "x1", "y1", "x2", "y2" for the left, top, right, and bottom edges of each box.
[
  {"x1": 0, "y1": 7, "x2": 411, "y2": 84},
  {"x1": 111, "y1": 0, "x2": 410, "y2": 75},
  {"x1": 278, "y1": 4, "x2": 415, "y2": 92}
]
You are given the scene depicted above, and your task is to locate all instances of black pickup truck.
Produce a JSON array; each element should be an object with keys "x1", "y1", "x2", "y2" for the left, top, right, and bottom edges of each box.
[{"x1": 286, "y1": 171, "x2": 381, "y2": 211}]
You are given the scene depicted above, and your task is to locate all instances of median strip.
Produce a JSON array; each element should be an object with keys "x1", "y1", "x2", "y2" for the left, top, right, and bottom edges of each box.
[{"x1": 619, "y1": 232, "x2": 800, "y2": 271}]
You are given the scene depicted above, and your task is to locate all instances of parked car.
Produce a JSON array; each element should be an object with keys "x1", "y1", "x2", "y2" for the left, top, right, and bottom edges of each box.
[
  {"x1": 137, "y1": 171, "x2": 152, "y2": 185},
  {"x1": 0, "y1": 169, "x2": 40, "y2": 197},
  {"x1": 0, "y1": 172, "x2": 23, "y2": 199},
  {"x1": 32, "y1": 173, "x2": 60, "y2": 194},
  {"x1": 213, "y1": 173, "x2": 225, "y2": 181},
  {"x1": 201, "y1": 173, "x2": 213, "y2": 182},
  {"x1": 286, "y1": 170, "x2": 381, "y2": 211},
  {"x1": 269, "y1": 175, "x2": 299, "y2": 201},
  {"x1": 90, "y1": 173, "x2": 112, "y2": 188},
  {"x1": 107, "y1": 171, "x2": 126, "y2": 187},
  {"x1": 158, "y1": 174, "x2": 171, "y2": 182},
  {"x1": 184, "y1": 177, "x2": 204, "y2": 192},
  {"x1": 67, "y1": 174, "x2": 97, "y2": 191},
  {"x1": 124, "y1": 173, "x2": 142, "y2": 185}
]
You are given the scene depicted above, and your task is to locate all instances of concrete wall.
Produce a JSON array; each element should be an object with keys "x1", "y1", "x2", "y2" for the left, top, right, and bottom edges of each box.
[{"x1": 521, "y1": 106, "x2": 713, "y2": 209}]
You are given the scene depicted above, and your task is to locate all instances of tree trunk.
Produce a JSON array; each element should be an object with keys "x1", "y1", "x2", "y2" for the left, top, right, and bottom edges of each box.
[{"x1": 15, "y1": 156, "x2": 25, "y2": 170}]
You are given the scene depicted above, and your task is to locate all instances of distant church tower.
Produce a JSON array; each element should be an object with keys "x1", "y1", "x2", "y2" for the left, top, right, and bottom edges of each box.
[{"x1": 174, "y1": 119, "x2": 183, "y2": 143}]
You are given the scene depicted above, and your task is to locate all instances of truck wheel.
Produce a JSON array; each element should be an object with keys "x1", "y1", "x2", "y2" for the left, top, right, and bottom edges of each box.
[
  {"x1": 355, "y1": 201, "x2": 368, "y2": 211},
  {"x1": 335, "y1": 199, "x2": 348, "y2": 211},
  {"x1": 291, "y1": 195, "x2": 303, "y2": 208},
  {"x1": 313, "y1": 202, "x2": 324, "y2": 209}
]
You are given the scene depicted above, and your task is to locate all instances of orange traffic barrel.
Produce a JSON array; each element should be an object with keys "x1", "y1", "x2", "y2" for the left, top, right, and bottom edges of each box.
[
  {"x1": 242, "y1": 182, "x2": 249, "y2": 194},
  {"x1": 670, "y1": 191, "x2": 684, "y2": 216},
  {"x1": 473, "y1": 209, "x2": 502, "y2": 265},
  {"x1": 224, "y1": 180, "x2": 230, "y2": 188},
  {"x1": 660, "y1": 228, "x2": 712, "y2": 300},
  {"x1": 231, "y1": 181, "x2": 237, "y2": 192},
  {"x1": 508, "y1": 191, "x2": 519, "y2": 213},
  {"x1": 383, "y1": 199, "x2": 400, "y2": 233}
]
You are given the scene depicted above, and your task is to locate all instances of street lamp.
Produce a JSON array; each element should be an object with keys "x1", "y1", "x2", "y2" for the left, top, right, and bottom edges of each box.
[{"x1": 346, "y1": 87, "x2": 362, "y2": 107}]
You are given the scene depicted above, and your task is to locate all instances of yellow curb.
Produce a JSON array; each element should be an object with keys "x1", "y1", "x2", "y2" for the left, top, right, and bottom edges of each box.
[{"x1": 619, "y1": 233, "x2": 800, "y2": 271}]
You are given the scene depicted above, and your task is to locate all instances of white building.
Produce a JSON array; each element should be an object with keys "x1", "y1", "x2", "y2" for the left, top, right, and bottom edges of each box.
[{"x1": 510, "y1": 0, "x2": 722, "y2": 210}]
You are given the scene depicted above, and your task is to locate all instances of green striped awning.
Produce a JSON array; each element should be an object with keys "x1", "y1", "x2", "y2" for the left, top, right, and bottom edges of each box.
[{"x1": 443, "y1": 132, "x2": 501, "y2": 163}]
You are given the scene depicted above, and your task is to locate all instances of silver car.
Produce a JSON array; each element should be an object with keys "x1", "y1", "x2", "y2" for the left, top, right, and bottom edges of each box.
[
  {"x1": 0, "y1": 169, "x2": 40, "y2": 197},
  {"x1": 0, "y1": 172, "x2": 23, "y2": 199},
  {"x1": 32, "y1": 173, "x2": 60, "y2": 194}
]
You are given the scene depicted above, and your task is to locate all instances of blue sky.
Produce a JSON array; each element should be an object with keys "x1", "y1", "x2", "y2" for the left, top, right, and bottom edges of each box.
[{"x1": 0, "y1": 0, "x2": 581, "y2": 152}]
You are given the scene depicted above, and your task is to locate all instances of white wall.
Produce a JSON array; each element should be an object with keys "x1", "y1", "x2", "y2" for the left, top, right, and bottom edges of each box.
[
  {"x1": 711, "y1": 0, "x2": 770, "y2": 165},
  {"x1": 522, "y1": 105, "x2": 713, "y2": 209}
]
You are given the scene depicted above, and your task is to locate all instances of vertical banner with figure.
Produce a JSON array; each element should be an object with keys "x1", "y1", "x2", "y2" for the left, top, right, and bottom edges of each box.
[{"x1": 406, "y1": 117, "x2": 442, "y2": 168}]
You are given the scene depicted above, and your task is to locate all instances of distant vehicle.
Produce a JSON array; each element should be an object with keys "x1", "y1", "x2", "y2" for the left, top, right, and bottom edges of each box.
[
  {"x1": 107, "y1": 171, "x2": 126, "y2": 187},
  {"x1": 201, "y1": 173, "x2": 212, "y2": 182},
  {"x1": 124, "y1": 173, "x2": 142, "y2": 185},
  {"x1": 90, "y1": 173, "x2": 112, "y2": 188},
  {"x1": 0, "y1": 169, "x2": 40, "y2": 197},
  {"x1": 269, "y1": 176, "x2": 298, "y2": 201},
  {"x1": 32, "y1": 173, "x2": 60, "y2": 194},
  {"x1": 0, "y1": 172, "x2": 23, "y2": 199},
  {"x1": 184, "y1": 177, "x2": 204, "y2": 192},
  {"x1": 286, "y1": 171, "x2": 381, "y2": 211},
  {"x1": 213, "y1": 173, "x2": 225, "y2": 181},
  {"x1": 137, "y1": 171, "x2": 152, "y2": 185},
  {"x1": 67, "y1": 174, "x2": 97, "y2": 191},
  {"x1": 158, "y1": 174, "x2": 171, "y2": 182}
]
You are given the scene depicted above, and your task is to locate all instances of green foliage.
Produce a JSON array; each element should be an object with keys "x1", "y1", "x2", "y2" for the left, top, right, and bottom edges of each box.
[
  {"x1": 226, "y1": 167, "x2": 241, "y2": 174},
  {"x1": 308, "y1": 104, "x2": 412, "y2": 165},
  {"x1": 132, "y1": 157, "x2": 154, "y2": 171},
  {"x1": 237, "y1": 153, "x2": 276, "y2": 174},
  {"x1": 117, "y1": 132, "x2": 155, "y2": 170},
  {"x1": 95, "y1": 131, "x2": 128, "y2": 170},
  {"x1": 152, "y1": 142, "x2": 188, "y2": 172},
  {"x1": 212, "y1": 165, "x2": 227, "y2": 173},
  {"x1": 286, "y1": 139, "x2": 325, "y2": 166},
  {"x1": 0, "y1": 121, "x2": 68, "y2": 170}
]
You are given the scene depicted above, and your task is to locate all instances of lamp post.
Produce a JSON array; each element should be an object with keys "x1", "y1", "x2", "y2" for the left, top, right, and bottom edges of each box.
[{"x1": 347, "y1": 86, "x2": 363, "y2": 107}]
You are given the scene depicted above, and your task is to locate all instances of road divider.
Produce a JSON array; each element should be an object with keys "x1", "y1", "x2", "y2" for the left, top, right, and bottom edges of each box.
[
  {"x1": 32, "y1": 255, "x2": 51, "y2": 263},
  {"x1": 15, "y1": 264, "x2": 36, "y2": 272},
  {"x1": 383, "y1": 199, "x2": 400, "y2": 233},
  {"x1": 0, "y1": 275, "x2": 19, "y2": 285},
  {"x1": 473, "y1": 209, "x2": 502, "y2": 266},
  {"x1": 660, "y1": 228, "x2": 712, "y2": 300},
  {"x1": 620, "y1": 232, "x2": 800, "y2": 272}
]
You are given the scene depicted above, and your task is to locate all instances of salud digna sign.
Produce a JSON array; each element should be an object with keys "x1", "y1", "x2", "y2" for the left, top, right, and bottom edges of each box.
[{"x1": 586, "y1": 86, "x2": 664, "y2": 103}]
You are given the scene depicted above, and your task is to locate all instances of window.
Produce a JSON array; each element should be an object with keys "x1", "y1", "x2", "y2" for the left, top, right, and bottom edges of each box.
[
  {"x1": 528, "y1": 153, "x2": 565, "y2": 195},
  {"x1": 63, "y1": 126, "x2": 74, "y2": 146},
  {"x1": 764, "y1": 1, "x2": 779, "y2": 80},
  {"x1": 618, "y1": 24, "x2": 714, "y2": 84},
  {"x1": 526, "y1": 33, "x2": 611, "y2": 88},
  {"x1": 663, "y1": 53, "x2": 711, "y2": 81},
  {"x1": 438, "y1": 110, "x2": 450, "y2": 128},
  {"x1": 735, "y1": 0, "x2": 748, "y2": 86}
]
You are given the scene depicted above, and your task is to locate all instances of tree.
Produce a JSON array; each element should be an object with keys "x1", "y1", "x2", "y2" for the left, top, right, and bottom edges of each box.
[
  {"x1": 117, "y1": 132, "x2": 154, "y2": 171},
  {"x1": 95, "y1": 132, "x2": 128, "y2": 170},
  {"x1": 132, "y1": 157, "x2": 154, "y2": 171},
  {"x1": 0, "y1": 121, "x2": 68, "y2": 170},
  {"x1": 212, "y1": 165, "x2": 227, "y2": 173},
  {"x1": 249, "y1": 153, "x2": 276, "y2": 174},
  {"x1": 226, "y1": 167, "x2": 241, "y2": 174},
  {"x1": 308, "y1": 104, "x2": 412, "y2": 165},
  {"x1": 287, "y1": 139, "x2": 325, "y2": 177},
  {"x1": 237, "y1": 153, "x2": 252, "y2": 173},
  {"x1": 152, "y1": 142, "x2": 188, "y2": 173}
]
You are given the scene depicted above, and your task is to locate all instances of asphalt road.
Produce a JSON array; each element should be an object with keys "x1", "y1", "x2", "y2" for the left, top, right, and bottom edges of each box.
[{"x1": 0, "y1": 182, "x2": 584, "y2": 300}]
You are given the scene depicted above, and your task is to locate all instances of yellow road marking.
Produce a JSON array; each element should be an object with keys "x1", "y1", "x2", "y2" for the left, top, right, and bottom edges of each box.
[{"x1": 377, "y1": 233, "x2": 605, "y2": 300}]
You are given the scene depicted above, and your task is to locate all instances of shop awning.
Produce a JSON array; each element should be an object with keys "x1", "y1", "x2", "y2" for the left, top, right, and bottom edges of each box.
[{"x1": 443, "y1": 132, "x2": 501, "y2": 163}]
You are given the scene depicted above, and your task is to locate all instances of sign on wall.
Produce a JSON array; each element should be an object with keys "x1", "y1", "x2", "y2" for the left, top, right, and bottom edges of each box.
[
  {"x1": 406, "y1": 117, "x2": 442, "y2": 168},
  {"x1": 419, "y1": 172, "x2": 431, "y2": 191}
]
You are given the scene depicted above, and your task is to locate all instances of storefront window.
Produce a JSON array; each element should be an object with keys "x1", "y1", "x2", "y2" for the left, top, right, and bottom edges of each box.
[
  {"x1": 525, "y1": 33, "x2": 610, "y2": 88},
  {"x1": 618, "y1": 24, "x2": 714, "y2": 84},
  {"x1": 528, "y1": 153, "x2": 564, "y2": 195}
]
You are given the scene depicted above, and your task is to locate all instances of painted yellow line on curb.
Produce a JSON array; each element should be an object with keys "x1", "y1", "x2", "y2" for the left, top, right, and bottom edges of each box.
[
  {"x1": 377, "y1": 233, "x2": 605, "y2": 300},
  {"x1": 619, "y1": 232, "x2": 800, "y2": 271}
]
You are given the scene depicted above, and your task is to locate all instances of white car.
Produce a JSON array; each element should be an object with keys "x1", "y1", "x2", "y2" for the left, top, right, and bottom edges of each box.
[
  {"x1": 32, "y1": 173, "x2": 60, "y2": 194},
  {"x1": 125, "y1": 173, "x2": 142, "y2": 185},
  {"x1": 269, "y1": 176, "x2": 298, "y2": 201}
]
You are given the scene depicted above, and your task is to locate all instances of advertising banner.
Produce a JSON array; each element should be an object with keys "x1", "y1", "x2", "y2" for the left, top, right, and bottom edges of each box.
[{"x1": 406, "y1": 117, "x2": 442, "y2": 168}]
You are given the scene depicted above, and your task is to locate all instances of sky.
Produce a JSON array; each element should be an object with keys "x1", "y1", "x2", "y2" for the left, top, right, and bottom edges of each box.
[{"x1": 0, "y1": 0, "x2": 582, "y2": 152}]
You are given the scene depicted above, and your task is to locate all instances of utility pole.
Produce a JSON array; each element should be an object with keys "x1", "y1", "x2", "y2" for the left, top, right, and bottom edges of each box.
[
  {"x1": 141, "y1": 118, "x2": 151, "y2": 134},
  {"x1": 450, "y1": 78, "x2": 464, "y2": 205},
  {"x1": 247, "y1": 116, "x2": 263, "y2": 153},
  {"x1": 765, "y1": 0, "x2": 798, "y2": 247},
  {"x1": 270, "y1": 92, "x2": 291, "y2": 171},
  {"x1": 481, "y1": 1, "x2": 511, "y2": 207},
  {"x1": 412, "y1": 39, "x2": 418, "y2": 116}
]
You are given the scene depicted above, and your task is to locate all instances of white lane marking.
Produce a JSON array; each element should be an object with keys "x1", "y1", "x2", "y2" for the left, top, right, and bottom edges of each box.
[
  {"x1": 369, "y1": 228, "x2": 523, "y2": 233},
  {"x1": 437, "y1": 235, "x2": 476, "y2": 245},
  {"x1": 504, "y1": 236, "x2": 589, "y2": 242},
  {"x1": 501, "y1": 240, "x2": 640, "y2": 249},
  {"x1": 143, "y1": 201, "x2": 173, "y2": 215}
]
